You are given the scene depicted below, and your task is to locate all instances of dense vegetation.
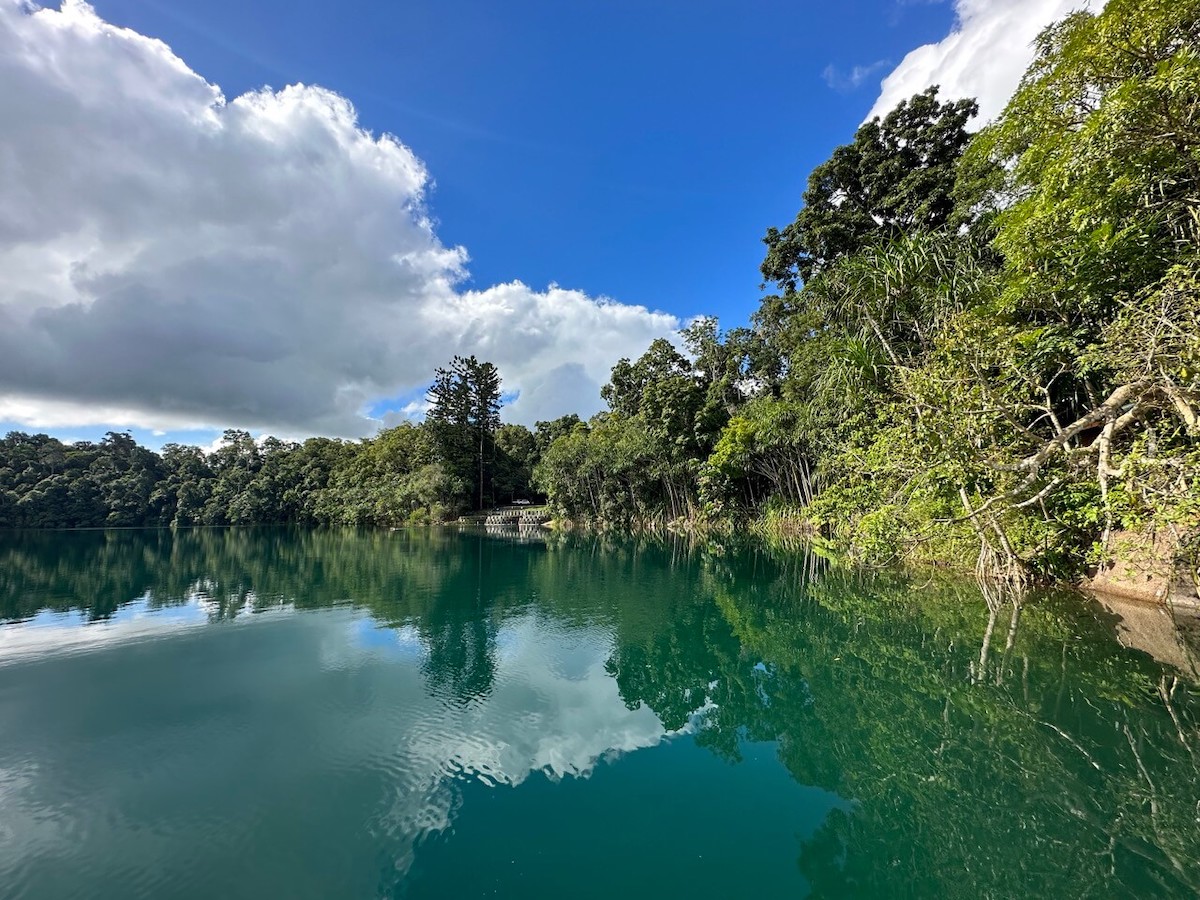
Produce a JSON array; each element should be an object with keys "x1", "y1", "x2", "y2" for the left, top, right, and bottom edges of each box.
[
  {"x1": 3, "y1": 1, "x2": 1196, "y2": 585},
  {"x1": 535, "y1": 0, "x2": 1200, "y2": 582},
  {"x1": 0, "y1": 356, "x2": 566, "y2": 529}
]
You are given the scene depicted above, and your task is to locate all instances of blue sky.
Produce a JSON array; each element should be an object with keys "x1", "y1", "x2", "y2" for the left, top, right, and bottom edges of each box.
[
  {"x1": 0, "y1": 0, "x2": 1094, "y2": 447},
  {"x1": 83, "y1": 0, "x2": 955, "y2": 324}
]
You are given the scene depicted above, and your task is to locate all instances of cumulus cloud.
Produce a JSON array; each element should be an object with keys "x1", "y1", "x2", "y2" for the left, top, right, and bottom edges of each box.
[
  {"x1": 0, "y1": 1, "x2": 677, "y2": 437},
  {"x1": 869, "y1": 0, "x2": 1106, "y2": 123}
]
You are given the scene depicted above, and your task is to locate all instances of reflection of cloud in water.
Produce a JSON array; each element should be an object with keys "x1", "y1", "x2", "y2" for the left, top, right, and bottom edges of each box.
[
  {"x1": 0, "y1": 589, "x2": 275, "y2": 665},
  {"x1": 0, "y1": 603, "x2": 707, "y2": 885},
  {"x1": 341, "y1": 613, "x2": 702, "y2": 875},
  {"x1": 352, "y1": 620, "x2": 427, "y2": 662}
]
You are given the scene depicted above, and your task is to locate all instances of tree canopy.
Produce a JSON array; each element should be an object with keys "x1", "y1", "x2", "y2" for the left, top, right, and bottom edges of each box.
[
  {"x1": 0, "y1": 358, "x2": 538, "y2": 530},
  {"x1": 760, "y1": 86, "x2": 982, "y2": 293},
  {"x1": 4, "y1": 0, "x2": 1197, "y2": 593},
  {"x1": 534, "y1": 0, "x2": 1199, "y2": 586}
]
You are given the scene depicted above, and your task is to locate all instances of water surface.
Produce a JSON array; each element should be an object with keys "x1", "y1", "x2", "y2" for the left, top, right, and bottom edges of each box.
[{"x1": 1, "y1": 527, "x2": 1198, "y2": 898}]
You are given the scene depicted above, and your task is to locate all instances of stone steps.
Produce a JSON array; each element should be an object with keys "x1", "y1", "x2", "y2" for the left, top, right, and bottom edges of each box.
[{"x1": 458, "y1": 507, "x2": 550, "y2": 526}]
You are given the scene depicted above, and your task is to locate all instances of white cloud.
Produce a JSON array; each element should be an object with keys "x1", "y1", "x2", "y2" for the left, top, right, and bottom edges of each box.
[
  {"x1": 869, "y1": 0, "x2": 1106, "y2": 123},
  {"x1": 822, "y1": 59, "x2": 890, "y2": 93},
  {"x1": 0, "y1": 1, "x2": 677, "y2": 437}
]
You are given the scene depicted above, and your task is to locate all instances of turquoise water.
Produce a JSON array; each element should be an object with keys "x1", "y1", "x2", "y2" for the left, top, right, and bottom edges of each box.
[{"x1": 0, "y1": 527, "x2": 1197, "y2": 898}]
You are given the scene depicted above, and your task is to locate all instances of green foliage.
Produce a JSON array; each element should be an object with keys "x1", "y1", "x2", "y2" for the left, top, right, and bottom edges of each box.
[
  {"x1": 534, "y1": 413, "x2": 672, "y2": 524},
  {"x1": 973, "y1": 0, "x2": 1200, "y2": 327},
  {"x1": 426, "y1": 355, "x2": 504, "y2": 510},
  {"x1": 760, "y1": 86, "x2": 983, "y2": 292},
  {"x1": 0, "y1": 358, "x2": 535, "y2": 530},
  {"x1": 527, "y1": 0, "x2": 1199, "y2": 584},
  {"x1": 493, "y1": 423, "x2": 537, "y2": 504},
  {"x1": 537, "y1": 330, "x2": 756, "y2": 525},
  {"x1": 533, "y1": 414, "x2": 583, "y2": 454},
  {"x1": 5, "y1": 0, "x2": 1198, "y2": 587},
  {"x1": 0, "y1": 430, "x2": 165, "y2": 529}
]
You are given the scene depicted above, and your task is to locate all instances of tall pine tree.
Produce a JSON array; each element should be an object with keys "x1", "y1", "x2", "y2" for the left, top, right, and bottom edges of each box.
[{"x1": 426, "y1": 356, "x2": 502, "y2": 510}]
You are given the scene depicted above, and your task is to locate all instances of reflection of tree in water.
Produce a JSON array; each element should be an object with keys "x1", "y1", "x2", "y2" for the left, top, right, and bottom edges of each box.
[
  {"x1": 5, "y1": 526, "x2": 1200, "y2": 895},
  {"x1": 2, "y1": 526, "x2": 509, "y2": 706},
  {"x1": 417, "y1": 533, "x2": 498, "y2": 706},
  {"x1": 0, "y1": 527, "x2": 470, "y2": 622},
  {"x1": 608, "y1": 540, "x2": 1200, "y2": 898},
  {"x1": 420, "y1": 616, "x2": 497, "y2": 706}
]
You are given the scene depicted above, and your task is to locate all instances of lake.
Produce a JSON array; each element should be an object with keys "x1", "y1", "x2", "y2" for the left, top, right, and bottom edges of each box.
[{"x1": 1, "y1": 526, "x2": 1198, "y2": 898}]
